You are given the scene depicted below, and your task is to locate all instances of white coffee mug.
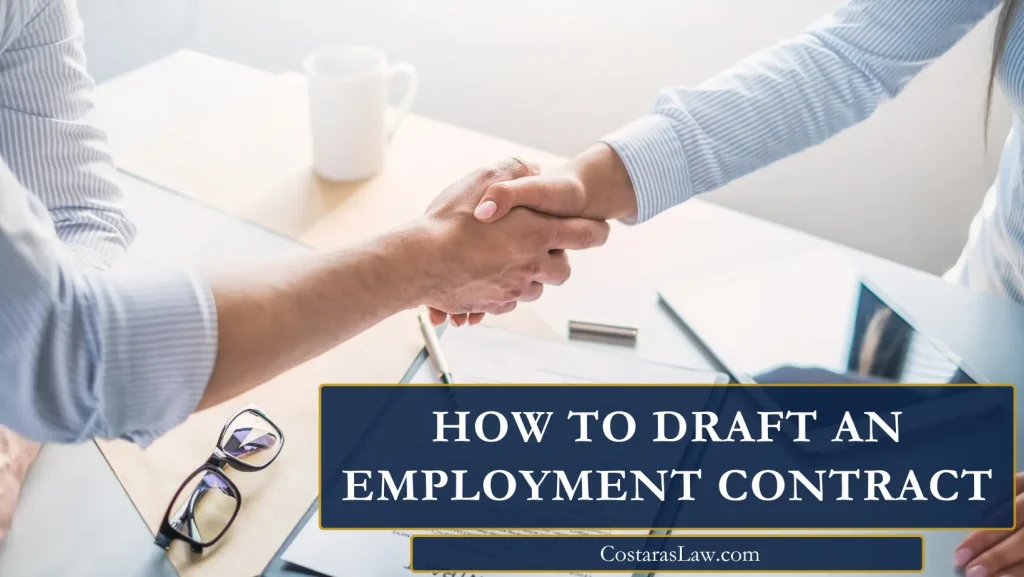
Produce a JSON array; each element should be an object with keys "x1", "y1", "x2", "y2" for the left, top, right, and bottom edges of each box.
[{"x1": 303, "y1": 45, "x2": 418, "y2": 182}]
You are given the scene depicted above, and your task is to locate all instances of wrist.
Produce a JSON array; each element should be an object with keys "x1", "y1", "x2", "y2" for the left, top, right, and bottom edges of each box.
[
  {"x1": 384, "y1": 218, "x2": 449, "y2": 310},
  {"x1": 0, "y1": 429, "x2": 39, "y2": 481},
  {"x1": 569, "y1": 143, "x2": 638, "y2": 221}
]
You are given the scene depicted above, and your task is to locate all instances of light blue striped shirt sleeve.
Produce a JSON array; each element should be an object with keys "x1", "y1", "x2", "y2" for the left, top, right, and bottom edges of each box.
[
  {"x1": 0, "y1": 0, "x2": 218, "y2": 446},
  {"x1": 602, "y1": 0, "x2": 1001, "y2": 223}
]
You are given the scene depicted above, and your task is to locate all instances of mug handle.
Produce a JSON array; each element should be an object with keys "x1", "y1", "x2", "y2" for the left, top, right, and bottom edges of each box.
[{"x1": 385, "y1": 62, "x2": 418, "y2": 142}]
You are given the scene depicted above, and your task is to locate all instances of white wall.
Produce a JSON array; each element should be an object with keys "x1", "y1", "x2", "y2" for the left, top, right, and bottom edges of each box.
[
  {"x1": 79, "y1": 0, "x2": 197, "y2": 82},
  {"x1": 85, "y1": 0, "x2": 1014, "y2": 274}
]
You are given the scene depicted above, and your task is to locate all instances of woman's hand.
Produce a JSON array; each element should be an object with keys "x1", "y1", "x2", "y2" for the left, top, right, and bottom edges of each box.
[
  {"x1": 955, "y1": 472, "x2": 1024, "y2": 576},
  {"x1": 428, "y1": 147, "x2": 630, "y2": 328}
]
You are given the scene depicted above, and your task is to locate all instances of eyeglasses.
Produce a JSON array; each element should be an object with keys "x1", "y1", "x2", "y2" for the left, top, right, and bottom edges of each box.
[{"x1": 154, "y1": 406, "x2": 284, "y2": 553}]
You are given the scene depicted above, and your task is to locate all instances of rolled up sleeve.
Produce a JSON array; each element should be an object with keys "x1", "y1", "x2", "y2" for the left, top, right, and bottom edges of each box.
[
  {"x1": 0, "y1": 159, "x2": 217, "y2": 446},
  {"x1": 0, "y1": 0, "x2": 136, "y2": 269}
]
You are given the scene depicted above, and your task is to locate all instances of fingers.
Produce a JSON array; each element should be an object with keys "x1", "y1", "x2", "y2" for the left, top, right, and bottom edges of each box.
[
  {"x1": 509, "y1": 157, "x2": 543, "y2": 177},
  {"x1": 475, "y1": 173, "x2": 587, "y2": 222},
  {"x1": 956, "y1": 492, "x2": 1024, "y2": 573},
  {"x1": 991, "y1": 559, "x2": 1024, "y2": 577},
  {"x1": 516, "y1": 282, "x2": 545, "y2": 303},
  {"x1": 428, "y1": 307, "x2": 448, "y2": 326},
  {"x1": 467, "y1": 157, "x2": 541, "y2": 220},
  {"x1": 534, "y1": 250, "x2": 571, "y2": 285},
  {"x1": 490, "y1": 301, "x2": 518, "y2": 315},
  {"x1": 963, "y1": 528, "x2": 1024, "y2": 577},
  {"x1": 484, "y1": 157, "x2": 535, "y2": 186},
  {"x1": 429, "y1": 310, "x2": 485, "y2": 327},
  {"x1": 542, "y1": 215, "x2": 611, "y2": 250}
]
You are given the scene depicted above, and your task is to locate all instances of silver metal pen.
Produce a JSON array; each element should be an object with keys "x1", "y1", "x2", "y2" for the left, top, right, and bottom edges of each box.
[
  {"x1": 568, "y1": 319, "x2": 639, "y2": 346},
  {"x1": 417, "y1": 312, "x2": 458, "y2": 407}
]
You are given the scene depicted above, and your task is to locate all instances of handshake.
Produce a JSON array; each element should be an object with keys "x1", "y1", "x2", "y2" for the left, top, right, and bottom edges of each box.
[{"x1": 405, "y1": 145, "x2": 636, "y2": 326}]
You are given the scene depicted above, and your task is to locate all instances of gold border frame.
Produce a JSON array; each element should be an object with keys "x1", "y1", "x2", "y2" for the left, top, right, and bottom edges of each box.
[{"x1": 317, "y1": 383, "x2": 1016, "y2": 532}]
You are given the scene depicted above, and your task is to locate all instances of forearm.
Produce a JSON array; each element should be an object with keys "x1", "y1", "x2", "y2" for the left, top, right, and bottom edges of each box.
[
  {"x1": 199, "y1": 223, "x2": 432, "y2": 409},
  {"x1": 598, "y1": 0, "x2": 997, "y2": 223},
  {"x1": 2, "y1": 222, "x2": 432, "y2": 445},
  {"x1": 600, "y1": 37, "x2": 889, "y2": 224},
  {"x1": 1, "y1": 233, "x2": 429, "y2": 444},
  {"x1": 0, "y1": 426, "x2": 39, "y2": 545},
  {"x1": 0, "y1": 429, "x2": 40, "y2": 482},
  {"x1": 4, "y1": 156, "x2": 588, "y2": 445}
]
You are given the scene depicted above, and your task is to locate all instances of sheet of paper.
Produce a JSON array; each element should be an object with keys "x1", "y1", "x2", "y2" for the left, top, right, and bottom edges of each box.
[
  {"x1": 409, "y1": 324, "x2": 726, "y2": 385},
  {"x1": 281, "y1": 325, "x2": 724, "y2": 576},
  {"x1": 281, "y1": 519, "x2": 648, "y2": 577}
]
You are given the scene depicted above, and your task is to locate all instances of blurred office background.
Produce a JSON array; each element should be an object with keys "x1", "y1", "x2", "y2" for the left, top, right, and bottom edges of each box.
[{"x1": 80, "y1": 0, "x2": 1011, "y2": 275}]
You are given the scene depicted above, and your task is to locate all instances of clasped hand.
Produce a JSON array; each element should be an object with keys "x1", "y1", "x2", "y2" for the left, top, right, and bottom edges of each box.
[{"x1": 417, "y1": 157, "x2": 605, "y2": 325}]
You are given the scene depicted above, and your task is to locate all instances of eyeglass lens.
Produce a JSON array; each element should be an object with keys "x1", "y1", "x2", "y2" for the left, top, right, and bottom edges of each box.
[
  {"x1": 167, "y1": 468, "x2": 240, "y2": 546},
  {"x1": 220, "y1": 410, "x2": 282, "y2": 468}
]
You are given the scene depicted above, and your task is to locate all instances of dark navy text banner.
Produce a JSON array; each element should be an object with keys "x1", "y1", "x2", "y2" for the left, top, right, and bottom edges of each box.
[{"x1": 319, "y1": 384, "x2": 1014, "y2": 529}]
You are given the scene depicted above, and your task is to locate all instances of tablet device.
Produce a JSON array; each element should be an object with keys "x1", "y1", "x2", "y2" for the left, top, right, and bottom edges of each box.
[{"x1": 657, "y1": 251, "x2": 994, "y2": 449}]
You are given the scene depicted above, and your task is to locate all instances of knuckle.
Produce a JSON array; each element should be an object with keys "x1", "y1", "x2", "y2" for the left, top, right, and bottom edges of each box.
[
  {"x1": 491, "y1": 301, "x2": 514, "y2": 315},
  {"x1": 976, "y1": 537, "x2": 1023, "y2": 570},
  {"x1": 546, "y1": 253, "x2": 571, "y2": 285},
  {"x1": 557, "y1": 262, "x2": 572, "y2": 285},
  {"x1": 480, "y1": 166, "x2": 501, "y2": 183},
  {"x1": 507, "y1": 156, "x2": 532, "y2": 178},
  {"x1": 975, "y1": 552, "x2": 1006, "y2": 572},
  {"x1": 975, "y1": 532, "x2": 1006, "y2": 551},
  {"x1": 570, "y1": 175, "x2": 587, "y2": 200},
  {"x1": 523, "y1": 284, "x2": 544, "y2": 301},
  {"x1": 541, "y1": 223, "x2": 560, "y2": 247},
  {"x1": 527, "y1": 260, "x2": 543, "y2": 278},
  {"x1": 580, "y1": 226, "x2": 596, "y2": 247},
  {"x1": 487, "y1": 181, "x2": 509, "y2": 201}
]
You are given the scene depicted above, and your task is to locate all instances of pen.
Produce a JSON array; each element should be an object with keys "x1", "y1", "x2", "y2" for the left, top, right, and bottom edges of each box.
[{"x1": 417, "y1": 311, "x2": 458, "y2": 407}]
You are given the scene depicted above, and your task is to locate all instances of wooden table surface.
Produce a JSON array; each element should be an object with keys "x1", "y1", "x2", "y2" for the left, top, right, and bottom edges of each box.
[
  {"x1": 88, "y1": 50, "x2": 903, "y2": 577},
  {"x1": 90, "y1": 50, "x2": 600, "y2": 577}
]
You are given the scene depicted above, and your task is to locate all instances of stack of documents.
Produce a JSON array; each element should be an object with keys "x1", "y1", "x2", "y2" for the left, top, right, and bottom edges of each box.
[{"x1": 280, "y1": 324, "x2": 725, "y2": 577}]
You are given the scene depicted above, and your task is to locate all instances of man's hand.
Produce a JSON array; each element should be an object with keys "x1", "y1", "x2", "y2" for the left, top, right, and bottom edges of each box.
[
  {"x1": 0, "y1": 428, "x2": 40, "y2": 546},
  {"x1": 418, "y1": 157, "x2": 610, "y2": 320},
  {"x1": 954, "y1": 471, "x2": 1024, "y2": 577}
]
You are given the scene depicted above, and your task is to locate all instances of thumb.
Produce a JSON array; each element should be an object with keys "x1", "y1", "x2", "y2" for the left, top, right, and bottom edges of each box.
[{"x1": 474, "y1": 173, "x2": 586, "y2": 222}]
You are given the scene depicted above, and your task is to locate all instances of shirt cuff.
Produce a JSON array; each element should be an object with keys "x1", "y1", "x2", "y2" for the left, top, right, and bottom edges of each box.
[
  {"x1": 600, "y1": 114, "x2": 694, "y2": 224},
  {"x1": 84, "y1": 267, "x2": 218, "y2": 447}
]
